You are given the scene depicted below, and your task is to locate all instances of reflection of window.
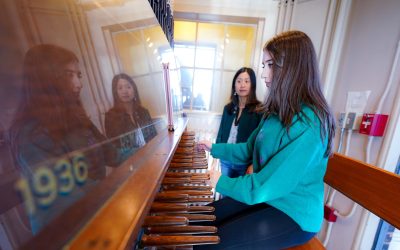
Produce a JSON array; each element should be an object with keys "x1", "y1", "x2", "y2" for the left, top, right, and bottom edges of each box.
[
  {"x1": 108, "y1": 21, "x2": 184, "y2": 115},
  {"x1": 175, "y1": 44, "x2": 214, "y2": 111},
  {"x1": 174, "y1": 19, "x2": 257, "y2": 112}
]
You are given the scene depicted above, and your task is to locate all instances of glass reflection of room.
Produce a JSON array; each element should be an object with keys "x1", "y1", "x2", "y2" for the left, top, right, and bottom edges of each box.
[{"x1": 10, "y1": 44, "x2": 134, "y2": 234}]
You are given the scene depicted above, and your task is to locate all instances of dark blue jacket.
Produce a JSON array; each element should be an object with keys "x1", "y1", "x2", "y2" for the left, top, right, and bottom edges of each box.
[{"x1": 216, "y1": 104, "x2": 262, "y2": 144}]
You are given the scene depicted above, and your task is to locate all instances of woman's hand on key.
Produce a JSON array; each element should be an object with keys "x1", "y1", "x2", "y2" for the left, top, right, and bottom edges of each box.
[
  {"x1": 208, "y1": 169, "x2": 221, "y2": 188},
  {"x1": 197, "y1": 140, "x2": 212, "y2": 152}
]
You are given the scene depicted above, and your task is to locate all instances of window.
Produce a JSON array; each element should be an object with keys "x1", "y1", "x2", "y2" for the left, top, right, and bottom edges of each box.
[
  {"x1": 174, "y1": 19, "x2": 257, "y2": 112},
  {"x1": 372, "y1": 158, "x2": 400, "y2": 250},
  {"x1": 112, "y1": 23, "x2": 183, "y2": 113}
]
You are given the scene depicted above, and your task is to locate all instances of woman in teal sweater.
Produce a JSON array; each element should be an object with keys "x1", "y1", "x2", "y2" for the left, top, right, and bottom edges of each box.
[
  {"x1": 216, "y1": 67, "x2": 262, "y2": 178},
  {"x1": 197, "y1": 31, "x2": 335, "y2": 249}
]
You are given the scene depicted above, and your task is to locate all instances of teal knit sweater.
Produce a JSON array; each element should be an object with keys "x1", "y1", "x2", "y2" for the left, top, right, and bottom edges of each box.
[{"x1": 212, "y1": 106, "x2": 328, "y2": 233}]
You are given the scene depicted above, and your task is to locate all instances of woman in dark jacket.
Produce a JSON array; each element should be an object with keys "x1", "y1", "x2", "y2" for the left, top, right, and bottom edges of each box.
[
  {"x1": 105, "y1": 73, "x2": 157, "y2": 152},
  {"x1": 216, "y1": 67, "x2": 262, "y2": 177}
]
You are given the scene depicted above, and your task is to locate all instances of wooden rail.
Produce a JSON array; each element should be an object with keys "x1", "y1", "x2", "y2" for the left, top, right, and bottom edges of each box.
[
  {"x1": 288, "y1": 153, "x2": 400, "y2": 250},
  {"x1": 324, "y1": 153, "x2": 400, "y2": 229}
]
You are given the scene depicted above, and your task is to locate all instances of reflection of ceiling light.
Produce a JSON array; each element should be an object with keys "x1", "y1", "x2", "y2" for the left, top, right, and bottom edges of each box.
[
  {"x1": 148, "y1": 42, "x2": 153, "y2": 47},
  {"x1": 220, "y1": 45, "x2": 224, "y2": 49},
  {"x1": 146, "y1": 37, "x2": 150, "y2": 42},
  {"x1": 153, "y1": 49, "x2": 158, "y2": 54},
  {"x1": 226, "y1": 33, "x2": 230, "y2": 38},
  {"x1": 225, "y1": 38, "x2": 230, "y2": 44}
]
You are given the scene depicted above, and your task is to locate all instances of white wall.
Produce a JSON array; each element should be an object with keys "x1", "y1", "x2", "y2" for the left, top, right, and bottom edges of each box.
[{"x1": 326, "y1": 0, "x2": 400, "y2": 249}]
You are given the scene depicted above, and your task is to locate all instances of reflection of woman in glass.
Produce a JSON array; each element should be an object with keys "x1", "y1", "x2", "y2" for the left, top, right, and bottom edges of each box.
[
  {"x1": 105, "y1": 73, "x2": 157, "y2": 151},
  {"x1": 216, "y1": 67, "x2": 262, "y2": 177},
  {"x1": 10, "y1": 44, "x2": 130, "y2": 233}
]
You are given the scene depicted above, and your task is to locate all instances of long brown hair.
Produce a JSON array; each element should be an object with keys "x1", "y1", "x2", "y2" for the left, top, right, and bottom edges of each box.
[
  {"x1": 259, "y1": 31, "x2": 335, "y2": 156},
  {"x1": 15, "y1": 44, "x2": 91, "y2": 142},
  {"x1": 227, "y1": 67, "x2": 260, "y2": 114}
]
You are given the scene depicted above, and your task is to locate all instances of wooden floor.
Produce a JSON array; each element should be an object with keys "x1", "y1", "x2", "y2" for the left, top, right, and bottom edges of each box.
[{"x1": 285, "y1": 237, "x2": 325, "y2": 250}]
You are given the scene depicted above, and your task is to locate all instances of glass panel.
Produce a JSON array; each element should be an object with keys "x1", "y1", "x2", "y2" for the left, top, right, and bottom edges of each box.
[
  {"x1": 195, "y1": 45, "x2": 216, "y2": 69},
  {"x1": 197, "y1": 23, "x2": 225, "y2": 69},
  {"x1": 180, "y1": 68, "x2": 194, "y2": 110},
  {"x1": 373, "y1": 159, "x2": 400, "y2": 250},
  {"x1": 174, "y1": 21, "x2": 197, "y2": 42},
  {"x1": 168, "y1": 62, "x2": 183, "y2": 112},
  {"x1": 0, "y1": 0, "x2": 175, "y2": 248},
  {"x1": 224, "y1": 25, "x2": 256, "y2": 70},
  {"x1": 210, "y1": 71, "x2": 235, "y2": 113},
  {"x1": 192, "y1": 69, "x2": 213, "y2": 111},
  {"x1": 156, "y1": 43, "x2": 182, "y2": 113},
  {"x1": 174, "y1": 43, "x2": 195, "y2": 67},
  {"x1": 209, "y1": 70, "x2": 223, "y2": 113},
  {"x1": 113, "y1": 30, "x2": 150, "y2": 76},
  {"x1": 373, "y1": 220, "x2": 399, "y2": 250},
  {"x1": 143, "y1": 26, "x2": 171, "y2": 72},
  {"x1": 174, "y1": 20, "x2": 256, "y2": 113},
  {"x1": 133, "y1": 74, "x2": 167, "y2": 117}
]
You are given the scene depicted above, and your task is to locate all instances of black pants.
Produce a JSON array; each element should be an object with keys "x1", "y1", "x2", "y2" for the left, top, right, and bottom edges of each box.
[{"x1": 194, "y1": 197, "x2": 316, "y2": 250}]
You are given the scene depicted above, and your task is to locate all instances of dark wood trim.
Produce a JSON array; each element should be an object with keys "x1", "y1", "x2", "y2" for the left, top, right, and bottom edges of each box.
[{"x1": 325, "y1": 153, "x2": 400, "y2": 229}]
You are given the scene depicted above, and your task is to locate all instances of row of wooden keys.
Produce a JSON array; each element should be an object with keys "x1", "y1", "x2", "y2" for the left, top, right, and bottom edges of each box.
[{"x1": 139, "y1": 131, "x2": 220, "y2": 249}]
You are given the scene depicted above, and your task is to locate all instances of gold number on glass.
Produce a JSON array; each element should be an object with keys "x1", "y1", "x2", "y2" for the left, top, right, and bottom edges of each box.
[
  {"x1": 54, "y1": 158, "x2": 75, "y2": 194},
  {"x1": 72, "y1": 152, "x2": 88, "y2": 184},
  {"x1": 32, "y1": 167, "x2": 57, "y2": 207},
  {"x1": 15, "y1": 178, "x2": 36, "y2": 215}
]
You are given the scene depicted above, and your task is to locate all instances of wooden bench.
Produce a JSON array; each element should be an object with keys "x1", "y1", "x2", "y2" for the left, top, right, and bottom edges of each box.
[{"x1": 286, "y1": 153, "x2": 400, "y2": 249}]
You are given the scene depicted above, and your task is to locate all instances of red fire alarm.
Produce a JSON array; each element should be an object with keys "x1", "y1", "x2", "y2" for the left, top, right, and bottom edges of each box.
[
  {"x1": 324, "y1": 205, "x2": 337, "y2": 222},
  {"x1": 359, "y1": 114, "x2": 389, "y2": 136}
]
